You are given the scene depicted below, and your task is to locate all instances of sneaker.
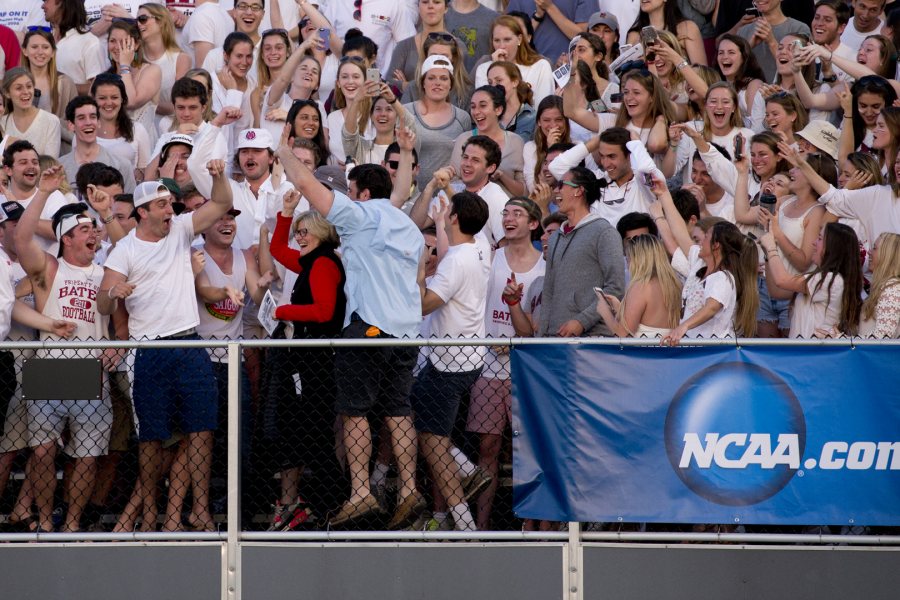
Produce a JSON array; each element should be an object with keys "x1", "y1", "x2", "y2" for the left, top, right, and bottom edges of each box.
[
  {"x1": 51, "y1": 503, "x2": 68, "y2": 531},
  {"x1": 268, "y1": 502, "x2": 287, "y2": 532},
  {"x1": 281, "y1": 500, "x2": 316, "y2": 531},
  {"x1": 461, "y1": 468, "x2": 492, "y2": 503},
  {"x1": 406, "y1": 511, "x2": 432, "y2": 531},
  {"x1": 425, "y1": 516, "x2": 453, "y2": 532}
]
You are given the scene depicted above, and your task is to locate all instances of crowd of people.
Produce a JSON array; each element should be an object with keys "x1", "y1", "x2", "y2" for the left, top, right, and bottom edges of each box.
[{"x1": 1, "y1": 0, "x2": 900, "y2": 535}]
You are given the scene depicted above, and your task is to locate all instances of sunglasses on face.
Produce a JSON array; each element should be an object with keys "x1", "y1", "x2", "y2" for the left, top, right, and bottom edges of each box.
[
  {"x1": 426, "y1": 32, "x2": 455, "y2": 44},
  {"x1": 553, "y1": 180, "x2": 579, "y2": 190},
  {"x1": 136, "y1": 14, "x2": 155, "y2": 24},
  {"x1": 387, "y1": 160, "x2": 417, "y2": 169}
]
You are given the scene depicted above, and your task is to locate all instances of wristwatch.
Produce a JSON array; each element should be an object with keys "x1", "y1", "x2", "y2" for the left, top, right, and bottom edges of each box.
[{"x1": 821, "y1": 74, "x2": 838, "y2": 83}]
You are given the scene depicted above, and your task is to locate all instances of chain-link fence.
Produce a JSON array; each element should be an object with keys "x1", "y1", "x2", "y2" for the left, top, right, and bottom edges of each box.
[{"x1": 0, "y1": 338, "x2": 896, "y2": 539}]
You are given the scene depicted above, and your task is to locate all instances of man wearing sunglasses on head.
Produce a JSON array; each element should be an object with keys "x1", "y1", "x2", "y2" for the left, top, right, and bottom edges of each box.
[{"x1": 549, "y1": 127, "x2": 655, "y2": 228}]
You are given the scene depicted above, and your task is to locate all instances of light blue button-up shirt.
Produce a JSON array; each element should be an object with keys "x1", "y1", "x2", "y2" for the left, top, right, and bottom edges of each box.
[{"x1": 326, "y1": 192, "x2": 423, "y2": 339}]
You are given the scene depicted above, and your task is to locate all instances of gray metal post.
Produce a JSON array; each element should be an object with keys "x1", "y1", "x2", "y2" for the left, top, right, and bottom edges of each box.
[{"x1": 225, "y1": 343, "x2": 241, "y2": 600}]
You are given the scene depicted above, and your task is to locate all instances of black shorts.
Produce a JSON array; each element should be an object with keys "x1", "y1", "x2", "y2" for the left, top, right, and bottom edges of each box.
[
  {"x1": 412, "y1": 360, "x2": 482, "y2": 437},
  {"x1": 333, "y1": 318, "x2": 418, "y2": 418}
]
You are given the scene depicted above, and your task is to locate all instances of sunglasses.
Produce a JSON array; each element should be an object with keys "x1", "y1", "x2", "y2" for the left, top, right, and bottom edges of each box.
[
  {"x1": 339, "y1": 55, "x2": 366, "y2": 64},
  {"x1": 387, "y1": 160, "x2": 417, "y2": 169},
  {"x1": 353, "y1": 0, "x2": 362, "y2": 21},
  {"x1": 426, "y1": 32, "x2": 455, "y2": 44},
  {"x1": 299, "y1": 16, "x2": 310, "y2": 29},
  {"x1": 112, "y1": 17, "x2": 137, "y2": 24},
  {"x1": 553, "y1": 180, "x2": 579, "y2": 190},
  {"x1": 136, "y1": 14, "x2": 155, "y2": 24},
  {"x1": 601, "y1": 197, "x2": 625, "y2": 205}
]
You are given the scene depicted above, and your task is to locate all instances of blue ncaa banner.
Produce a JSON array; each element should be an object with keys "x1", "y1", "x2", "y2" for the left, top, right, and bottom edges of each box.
[{"x1": 511, "y1": 344, "x2": 900, "y2": 525}]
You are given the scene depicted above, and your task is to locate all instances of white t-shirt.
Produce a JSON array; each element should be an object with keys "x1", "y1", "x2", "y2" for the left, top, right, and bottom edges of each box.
[
  {"x1": 321, "y1": 0, "x2": 416, "y2": 71},
  {"x1": 183, "y1": 2, "x2": 235, "y2": 64},
  {"x1": 481, "y1": 247, "x2": 545, "y2": 379},
  {"x1": 0, "y1": 0, "x2": 46, "y2": 30},
  {"x1": 672, "y1": 245, "x2": 736, "y2": 339},
  {"x1": 425, "y1": 241, "x2": 490, "y2": 373},
  {"x1": 56, "y1": 29, "x2": 105, "y2": 85},
  {"x1": 840, "y1": 17, "x2": 882, "y2": 54},
  {"x1": 103, "y1": 214, "x2": 200, "y2": 338},
  {"x1": 790, "y1": 271, "x2": 844, "y2": 339}
]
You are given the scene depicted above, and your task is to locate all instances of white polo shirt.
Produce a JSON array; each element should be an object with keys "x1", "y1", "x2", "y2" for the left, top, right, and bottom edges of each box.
[{"x1": 320, "y1": 0, "x2": 416, "y2": 71}]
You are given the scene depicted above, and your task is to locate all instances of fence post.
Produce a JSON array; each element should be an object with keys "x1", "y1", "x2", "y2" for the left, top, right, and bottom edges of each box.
[
  {"x1": 566, "y1": 521, "x2": 583, "y2": 600},
  {"x1": 225, "y1": 342, "x2": 241, "y2": 600}
]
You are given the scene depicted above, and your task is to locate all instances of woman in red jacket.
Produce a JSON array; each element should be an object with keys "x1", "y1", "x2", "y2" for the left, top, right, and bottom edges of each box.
[{"x1": 266, "y1": 188, "x2": 346, "y2": 530}]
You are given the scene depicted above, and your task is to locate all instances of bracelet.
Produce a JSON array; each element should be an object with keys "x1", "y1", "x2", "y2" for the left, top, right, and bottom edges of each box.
[
  {"x1": 843, "y1": 115, "x2": 853, "y2": 119},
  {"x1": 506, "y1": 298, "x2": 520, "y2": 306},
  {"x1": 531, "y1": 11, "x2": 545, "y2": 23},
  {"x1": 118, "y1": 66, "x2": 131, "y2": 74},
  {"x1": 103, "y1": 214, "x2": 114, "y2": 224},
  {"x1": 107, "y1": 288, "x2": 116, "y2": 300},
  {"x1": 675, "y1": 60, "x2": 689, "y2": 71}
]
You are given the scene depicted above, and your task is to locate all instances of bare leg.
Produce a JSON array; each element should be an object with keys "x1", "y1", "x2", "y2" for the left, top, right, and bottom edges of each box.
[
  {"x1": 187, "y1": 430, "x2": 214, "y2": 529},
  {"x1": 475, "y1": 433, "x2": 502, "y2": 530},
  {"x1": 31, "y1": 441, "x2": 58, "y2": 532},
  {"x1": 385, "y1": 416, "x2": 417, "y2": 500},
  {"x1": 91, "y1": 451, "x2": 122, "y2": 507},
  {"x1": 137, "y1": 440, "x2": 163, "y2": 532},
  {"x1": 62, "y1": 457, "x2": 97, "y2": 532},
  {"x1": 162, "y1": 440, "x2": 190, "y2": 531},
  {"x1": 342, "y1": 415, "x2": 372, "y2": 502},
  {"x1": 418, "y1": 432, "x2": 464, "y2": 507},
  {"x1": 113, "y1": 479, "x2": 143, "y2": 533},
  {"x1": 11, "y1": 455, "x2": 35, "y2": 522},
  {"x1": 279, "y1": 467, "x2": 301, "y2": 504}
]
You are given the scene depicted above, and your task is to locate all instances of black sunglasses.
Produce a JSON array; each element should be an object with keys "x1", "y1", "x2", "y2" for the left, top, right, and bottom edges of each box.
[
  {"x1": 136, "y1": 14, "x2": 155, "y2": 24},
  {"x1": 353, "y1": 0, "x2": 362, "y2": 21},
  {"x1": 387, "y1": 160, "x2": 417, "y2": 169},
  {"x1": 339, "y1": 55, "x2": 366, "y2": 64},
  {"x1": 426, "y1": 32, "x2": 455, "y2": 44},
  {"x1": 112, "y1": 17, "x2": 137, "y2": 25}
]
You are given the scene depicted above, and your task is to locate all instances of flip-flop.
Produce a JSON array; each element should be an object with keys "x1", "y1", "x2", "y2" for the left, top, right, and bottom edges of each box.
[{"x1": 3, "y1": 514, "x2": 39, "y2": 533}]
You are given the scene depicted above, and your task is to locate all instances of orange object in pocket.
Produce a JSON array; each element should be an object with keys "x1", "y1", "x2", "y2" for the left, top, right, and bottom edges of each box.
[{"x1": 365, "y1": 326, "x2": 381, "y2": 337}]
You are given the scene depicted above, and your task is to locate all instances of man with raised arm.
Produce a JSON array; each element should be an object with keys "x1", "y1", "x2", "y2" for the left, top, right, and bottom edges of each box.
[
  {"x1": 274, "y1": 127, "x2": 426, "y2": 529},
  {"x1": 14, "y1": 165, "x2": 113, "y2": 532},
  {"x1": 97, "y1": 160, "x2": 234, "y2": 532}
]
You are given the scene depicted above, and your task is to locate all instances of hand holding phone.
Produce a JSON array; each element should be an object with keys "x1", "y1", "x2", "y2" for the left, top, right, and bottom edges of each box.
[
  {"x1": 366, "y1": 68, "x2": 381, "y2": 83},
  {"x1": 733, "y1": 133, "x2": 744, "y2": 162},
  {"x1": 318, "y1": 28, "x2": 330, "y2": 52}
]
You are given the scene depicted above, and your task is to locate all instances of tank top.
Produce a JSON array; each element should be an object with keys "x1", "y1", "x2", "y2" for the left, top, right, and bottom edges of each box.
[
  {"x1": 197, "y1": 247, "x2": 247, "y2": 362},
  {"x1": 776, "y1": 197, "x2": 820, "y2": 276},
  {"x1": 39, "y1": 258, "x2": 107, "y2": 358},
  {"x1": 148, "y1": 49, "x2": 180, "y2": 108},
  {"x1": 481, "y1": 247, "x2": 545, "y2": 380}
]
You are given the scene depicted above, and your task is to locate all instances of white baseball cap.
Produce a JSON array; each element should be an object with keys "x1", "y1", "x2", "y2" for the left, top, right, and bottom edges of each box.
[
  {"x1": 422, "y1": 55, "x2": 454, "y2": 76},
  {"x1": 237, "y1": 128, "x2": 275, "y2": 150}
]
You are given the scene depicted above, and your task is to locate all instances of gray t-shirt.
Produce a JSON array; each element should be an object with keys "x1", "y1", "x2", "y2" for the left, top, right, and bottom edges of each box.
[
  {"x1": 445, "y1": 5, "x2": 498, "y2": 73},
  {"x1": 404, "y1": 102, "x2": 472, "y2": 189},
  {"x1": 59, "y1": 146, "x2": 137, "y2": 193},
  {"x1": 738, "y1": 17, "x2": 811, "y2": 82}
]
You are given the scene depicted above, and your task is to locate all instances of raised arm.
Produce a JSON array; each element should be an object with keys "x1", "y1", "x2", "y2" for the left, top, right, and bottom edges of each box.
[
  {"x1": 185, "y1": 108, "x2": 243, "y2": 198},
  {"x1": 651, "y1": 172, "x2": 694, "y2": 256},
  {"x1": 86, "y1": 184, "x2": 126, "y2": 245},
  {"x1": 14, "y1": 166, "x2": 64, "y2": 280},
  {"x1": 390, "y1": 125, "x2": 416, "y2": 209},
  {"x1": 732, "y1": 151, "x2": 757, "y2": 226},
  {"x1": 274, "y1": 124, "x2": 335, "y2": 216},
  {"x1": 191, "y1": 160, "x2": 234, "y2": 233}
]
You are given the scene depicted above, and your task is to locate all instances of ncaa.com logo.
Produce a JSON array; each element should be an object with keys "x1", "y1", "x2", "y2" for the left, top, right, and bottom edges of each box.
[{"x1": 663, "y1": 362, "x2": 900, "y2": 507}]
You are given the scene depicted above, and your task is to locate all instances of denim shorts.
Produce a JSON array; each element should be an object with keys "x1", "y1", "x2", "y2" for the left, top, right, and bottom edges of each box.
[{"x1": 757, "y1": 275, "x2": 792, "y2": 330}]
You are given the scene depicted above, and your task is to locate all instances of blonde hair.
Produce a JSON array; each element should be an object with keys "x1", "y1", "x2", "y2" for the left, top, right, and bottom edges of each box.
[
  {"x1": 294, "y1": 210, "x2": 339, "y2": 246},
  {"x1": 492, "y1": 16, "x2": 542, "y2": 67},
  {"x1": 701, "y1": 82, "x2": 744, "y2": 140},
  {"x1": 615, "y1": 69, "x2": 677, "y2": 129},
  {"x1": 621, "y1": 234, "x2": 683, "y2": 331},
  {"x1": 255, "y1": 29, "x2": 292, "y2": 96},
  {"x1": 22, "y1": 29, "x2": 62, "y2": 114},
  {"x1": 656, "y1": 30, "x2": 686, "y2": 90},
  {"x1": 2, "y1": 68, "x2": 35, "y2": 114},
  {"x1": 139, "y1": 3, "x2": 181, "y2": 52},
  {"x1": 862, "y1": 232, "x2": 900, "y2": 324},
  {"x1": 39, "y1": 155, "x2": 73, "y2": 194},
  {"x1": 333, "y1": 59, "x2": 371, "y2": 136}
]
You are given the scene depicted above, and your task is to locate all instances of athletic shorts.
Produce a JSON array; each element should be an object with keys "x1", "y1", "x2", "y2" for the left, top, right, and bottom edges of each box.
[{"x1": 412, "y1": 361, "x2": 482, "y2": 437}]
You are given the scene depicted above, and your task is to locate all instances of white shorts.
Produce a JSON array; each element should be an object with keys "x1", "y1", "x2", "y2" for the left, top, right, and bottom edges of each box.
[
  {"x1": 27, "y1": 397, "x2": 113, "y2": 458},
  {"x1": 0, "y1": 394, "x2": 31, "y2": 454}
]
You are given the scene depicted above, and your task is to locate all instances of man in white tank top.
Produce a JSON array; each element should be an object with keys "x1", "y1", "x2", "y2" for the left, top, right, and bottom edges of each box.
[
  {"x1": 465, "y1": 196, "x2": 545, "y2": 530},
  {"x1": 14, "y1": 166, "x2": 111, "y2": 533}
]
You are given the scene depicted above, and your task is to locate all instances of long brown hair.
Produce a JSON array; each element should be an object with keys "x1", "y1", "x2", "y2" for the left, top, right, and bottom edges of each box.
[
  {"x1": 711, "y1": 221, "x2": 759, "y2": 337},
  {"x1": 615, "y1": 69, "x2": 677, "y2": 129},
  {"x1": 492, "y1": 16, "x2": 542, "y2": 67},
  {"x1": 21, "y1": 29, "x2": 61, "y2": 114},
  {"x1": 333, "y1": 58, "x2": 371, "y2": 136},
  {"x1": 532, "y1": 96, "x2": 570, "y2": 183}
]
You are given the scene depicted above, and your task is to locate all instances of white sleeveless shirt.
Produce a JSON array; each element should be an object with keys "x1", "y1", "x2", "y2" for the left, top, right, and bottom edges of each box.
[
  {"x1": 197, "y1": 247, "x2": 247, "y2": 362},
  {"x1": 40, "y1": 258, "x2": 107, "y2": 357}
]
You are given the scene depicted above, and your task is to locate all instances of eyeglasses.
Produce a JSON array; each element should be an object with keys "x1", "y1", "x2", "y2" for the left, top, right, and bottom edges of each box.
[
  {"x1": 426, "y1": 32, "x2": 455, "y2": 44},
  {"x1": 236, "y1": 2, "x2": 264, "y2": 12},
  {"x1": 294, "y1": 228, "x2": 310, "y2": 237},
  {"x1": 353, "y1": 0, "x2": 362, "y2": 21},
  {"x1": 554, "y1": 180, "x2": 579, "y2": 190},
  {"x1": 27, "y1": 26, "x2": 52, "y2": 32},
  {"x1": 136, "y1": 14, "x2": 156, "y2": 24}
]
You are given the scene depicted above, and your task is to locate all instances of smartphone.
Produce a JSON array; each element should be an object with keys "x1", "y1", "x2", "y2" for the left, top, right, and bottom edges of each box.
[
  {"x1": 366, "y1": 68, "x2": 381, "y2": 83},
  {"x1": 589, "y1": 98, "x2": 608, "y2": 113},
  {"x1": 640, "y1": 26, "x2": 659, "y2": 48},
  {"x1": 593, "y1": 287, "x2": 615, "y2": 312},
  {"x1": 642, "y1": 172, "x2": 654, "y2": 187},
  {"x1": 745, "y1": 7, "x2": 761, "y2": 17},
  {"x1": 791, "y1": 40, "x2": 805, "y2": 57},
  {"x1": 609, "y1": 92, "x2": 624, "y2": 103},
  {"x1": 32, "y1": 88, "x2": 41, "y2": 108},
  {"x1": 318, "y1": 28, "x2": 330, "y2": 52},
  {"x1": 733, "y1": 133, "x2": 744, "y2": 161}
]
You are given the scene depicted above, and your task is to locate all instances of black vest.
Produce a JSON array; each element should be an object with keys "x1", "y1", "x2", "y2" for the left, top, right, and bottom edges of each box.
[{"x1": 288, "y1": 244, "x2": 347, "y2": 339}]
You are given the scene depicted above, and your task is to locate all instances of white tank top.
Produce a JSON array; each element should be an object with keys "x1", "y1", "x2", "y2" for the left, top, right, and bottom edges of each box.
[
  {"x1": 40, "y1": 258, "x2": 107, "y2": 357},
  {"x1": 197, "y1": 247, "x2": 247, "y2": 362},
  {"x1": 481, "y1": 247, "x2": 546, "y2": 379},
  {"x1": 776, "y1": 197, "x2": 820, "y2": 276}
]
